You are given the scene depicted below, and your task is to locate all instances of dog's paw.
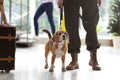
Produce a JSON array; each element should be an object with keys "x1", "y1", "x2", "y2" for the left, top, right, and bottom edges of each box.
[
  {"x1": 49, "y1": 69, "x2": 54, "y2": 72},
  {"x1": 44, "y1": 66, "x2": 48, "y2": 69},
  {"x1": 62, "y1": 68, "x2": 66, "y2": 72},
  {"x1": 44, "y1": 64, "x2": 48, "y2": 69}
]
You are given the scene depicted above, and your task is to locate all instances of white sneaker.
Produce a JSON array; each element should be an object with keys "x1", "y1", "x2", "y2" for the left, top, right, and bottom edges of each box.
[{"x1": 33, "y1": 36, "x2": 41, "y2": 43}]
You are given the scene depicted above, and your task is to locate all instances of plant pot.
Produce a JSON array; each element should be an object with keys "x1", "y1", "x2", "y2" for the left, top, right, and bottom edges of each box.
[{"x1": 113, "y1": 36, "x2": 120, "y2": 48}]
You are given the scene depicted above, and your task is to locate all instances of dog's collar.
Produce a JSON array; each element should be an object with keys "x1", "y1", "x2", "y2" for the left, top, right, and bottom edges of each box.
[
  {"x1": 53, "y1": 41, "x2": 65, "y2": 45},
  {"x1": 49, "y1": 39, "x2": 62, "y2": 45}
]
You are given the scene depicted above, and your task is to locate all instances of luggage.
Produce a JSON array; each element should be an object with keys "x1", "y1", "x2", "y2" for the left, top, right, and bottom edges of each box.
[
  {"x1": 0, "y1": 0, "x2": 16, "y2": 73},
  {"x1": 0, "y1": 26, "x2": 16, "y2": 73}
]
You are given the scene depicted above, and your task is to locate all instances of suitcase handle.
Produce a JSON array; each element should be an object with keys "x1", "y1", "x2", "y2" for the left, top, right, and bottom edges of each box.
[
  {"x1": 0, "y1": 2, "x2": 4, "y2": 25},
  {"x1": 0, "y1": 1, "x2": 10, "y2": 26}
]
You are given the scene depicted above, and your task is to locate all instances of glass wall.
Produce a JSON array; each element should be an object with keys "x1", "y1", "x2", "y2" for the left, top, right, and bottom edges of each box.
[
  {"x1": 97, "y1": 0, "x2": 111, "y2": 36},
  {"x1": 4, "y1": 0, "x2": 113, "y2": 36},
  {"x1": 4, "y1": 0, "x2": 30, "y2": 32}
]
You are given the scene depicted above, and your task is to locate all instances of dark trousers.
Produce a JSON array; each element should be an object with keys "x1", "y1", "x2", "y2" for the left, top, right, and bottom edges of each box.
[
  {"x1": 34, "y1": 2, "x2": 55, "y2": 35},
  {"x1": 63, "y1": 0, "x2": 100, "y2": 53}
]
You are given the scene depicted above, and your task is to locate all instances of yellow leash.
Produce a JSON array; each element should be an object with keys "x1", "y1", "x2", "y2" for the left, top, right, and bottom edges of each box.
[{"x1": 59, "y1": 8, "x2": 66, "y2": 31}]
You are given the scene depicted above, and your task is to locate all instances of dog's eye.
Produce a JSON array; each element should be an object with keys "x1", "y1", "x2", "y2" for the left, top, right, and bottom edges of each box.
[{"x1": 58, "y1": 33, "x2": 61, "y2": 35}]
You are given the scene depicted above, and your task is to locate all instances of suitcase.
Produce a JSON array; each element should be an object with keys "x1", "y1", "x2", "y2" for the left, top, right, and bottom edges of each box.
[{"x1": 0, "y1": 26, "x2": 16, "y2": 73}]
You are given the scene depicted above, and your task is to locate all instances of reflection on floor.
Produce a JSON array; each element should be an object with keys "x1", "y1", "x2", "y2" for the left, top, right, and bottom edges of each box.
[{"x1": 0, "y1": 44, "x2": 120, "y2": 80}]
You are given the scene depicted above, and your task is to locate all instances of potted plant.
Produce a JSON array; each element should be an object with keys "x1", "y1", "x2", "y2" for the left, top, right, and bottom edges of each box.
[{"x1": 107, "y1": 0, "x2": 120, "y2": 48}]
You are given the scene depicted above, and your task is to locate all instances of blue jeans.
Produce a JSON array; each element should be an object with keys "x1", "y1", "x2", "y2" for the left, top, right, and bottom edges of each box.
[{"x1": 34, "y1": 2, "x2": 55, "y2": 36}]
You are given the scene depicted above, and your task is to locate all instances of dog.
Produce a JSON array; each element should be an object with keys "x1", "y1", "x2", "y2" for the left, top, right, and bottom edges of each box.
[{"x1": 42, "y1": 29, "x2": 69, "y2": 72}]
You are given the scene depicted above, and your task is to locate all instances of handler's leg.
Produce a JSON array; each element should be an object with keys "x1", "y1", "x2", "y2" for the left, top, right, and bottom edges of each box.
[
  {"x1": 82, "y1": 0, "x2": 101, "y2": 70},
  {"x1": 64, "y1": 0, "x2": 80, "y2": 70}
]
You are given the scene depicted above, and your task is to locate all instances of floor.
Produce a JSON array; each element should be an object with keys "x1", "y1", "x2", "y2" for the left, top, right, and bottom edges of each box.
[{"x1": 0, "y1": 43, "x2": 120, "y2": 80}]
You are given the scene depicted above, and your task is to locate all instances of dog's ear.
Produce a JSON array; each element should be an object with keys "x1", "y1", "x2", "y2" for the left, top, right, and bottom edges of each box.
[
  {"x1": 52, "y1": 32, "x2": 59, "y2": 43},
  {"x1": 65, "y1": 32, "x2": 69, "y2": 39},
  {"x1": 65, "y1": 32, "x2": 69, "y2": 43}
]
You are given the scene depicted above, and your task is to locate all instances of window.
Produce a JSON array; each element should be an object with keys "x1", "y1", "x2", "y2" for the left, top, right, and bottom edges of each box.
[
  {"x1": 4, "y1": 0, "x2": 31, "y2": 32},
  {"x1": 4, "y1": 0, "x2": 112, "y2": 37},
  {"x1": 97, "y1": 0, "x2": 111, "y2": 36}
]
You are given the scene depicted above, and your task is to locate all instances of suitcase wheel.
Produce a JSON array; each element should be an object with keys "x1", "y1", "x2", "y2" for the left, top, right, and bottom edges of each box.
[
  {"x1": 5, "y1": 70, "x2": 11, "y2": 73},
  {"x1": 1, "y1": 70, "x2": 10, "y2": 73},
  {"x1": 1, "y1": 70, "x2": 4, "y2": 73}
]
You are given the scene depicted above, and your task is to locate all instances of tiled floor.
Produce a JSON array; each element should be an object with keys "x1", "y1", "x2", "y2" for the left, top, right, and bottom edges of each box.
[{"x1": 0, "y1": 44, "x2": 120, "y2": 80}]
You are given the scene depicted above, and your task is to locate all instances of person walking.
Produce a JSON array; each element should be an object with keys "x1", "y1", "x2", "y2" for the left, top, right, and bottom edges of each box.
[
  {"x1": 57, "y1": 0, "x2": 102, "y2": 70},
  {"x1": 34, "y1": 0, "x2": 56, "y2": 38}
]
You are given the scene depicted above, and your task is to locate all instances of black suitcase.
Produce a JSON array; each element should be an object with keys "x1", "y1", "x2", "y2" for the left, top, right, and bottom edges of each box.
[{"x1": 0, "y1": 26, "x2": 16, "y2": 73}]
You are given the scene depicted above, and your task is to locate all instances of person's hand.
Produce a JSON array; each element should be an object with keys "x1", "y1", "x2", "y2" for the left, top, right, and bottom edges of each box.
[
  {"x1": 57, "y1": 0, "x2": 63, "y2": 8},
  {"x1": 97, "y1": 0, "x2": 102, "y2": 6}
]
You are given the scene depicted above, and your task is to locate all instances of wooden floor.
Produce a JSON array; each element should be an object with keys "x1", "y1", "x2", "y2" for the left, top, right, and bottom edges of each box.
[{"x1": 0, "y1": 44, "x2": 120, "y2": 80}]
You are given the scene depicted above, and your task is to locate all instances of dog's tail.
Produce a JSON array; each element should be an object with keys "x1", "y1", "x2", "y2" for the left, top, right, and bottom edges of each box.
[{"x1": 42, "y1": 29, "x2": 52, "y2": 39}]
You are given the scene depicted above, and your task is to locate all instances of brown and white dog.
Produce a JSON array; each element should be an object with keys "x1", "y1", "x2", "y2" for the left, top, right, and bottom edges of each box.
[{"x1": 42, "y1": 29, "x2": 69, "y2": 72}]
